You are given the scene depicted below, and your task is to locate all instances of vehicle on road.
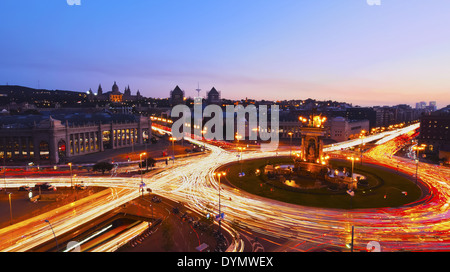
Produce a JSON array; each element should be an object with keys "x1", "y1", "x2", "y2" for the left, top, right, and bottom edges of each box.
[
  {"x1": 75, "y1": 184, "x2": 87, "y2": 190},
  {"x1": 19, "y1": 185, "x2": 31, "y2": 191},
  {"x1": 34, "y1": 182, "x2": 55, "y2": 191}
]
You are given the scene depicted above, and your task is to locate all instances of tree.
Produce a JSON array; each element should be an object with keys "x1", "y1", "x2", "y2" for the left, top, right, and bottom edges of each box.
[
  {"x1": 92, "y1": 161, "x2": 113, "y2": 174},
  {"x1": 140, "y1": 157, "x2": 156, "y2": 170}
]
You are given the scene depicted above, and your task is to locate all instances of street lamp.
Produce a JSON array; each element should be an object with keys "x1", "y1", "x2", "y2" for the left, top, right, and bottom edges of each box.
[
  {"x1": 68, "y1": 162, "x2": 73, "y2": 188},
  {"x1": 359, "y1": 130, "x2": 366, "y2": 165},
  {"x1": 346, "y1": 156, "x2": 360, "y2": 181},
  {"x1": 288, "y1": 132, "x2": 293, "y2": 159},
  {"x1": 413, "y1": 144, "x2": 426, "y2": 185},
  {"x1": 237, "y1": 147, "x2": 246, "y2": 177},
  {"x1": 45, "y1": 219, "x2": 59, "y2": 251},
  {"x1": 139, "y1": 152, "x2": 147, "y2": 185},
  {"x1": 213, "y1": 171, "x2": 226, "y2": 234},
  {"x1": 169, "y1": 137, "x2": 176, "y2": 164},
  {"x1": 8, "y1": 192, "x2": 13, "y2": 225},
  {"x1": 235, "y1": 133, "x2": 242, "y2": 150}
]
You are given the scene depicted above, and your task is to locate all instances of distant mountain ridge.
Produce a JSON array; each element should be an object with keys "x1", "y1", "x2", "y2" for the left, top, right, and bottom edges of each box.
[{"x1": 0, "y1": 85, "x2": 87, "y2": 106}]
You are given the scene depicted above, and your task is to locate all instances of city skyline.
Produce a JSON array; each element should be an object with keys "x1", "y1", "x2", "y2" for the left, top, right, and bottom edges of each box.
[
  {"x1": 1, "y1": 1, "x2": 450, "y2": 107},
  {"x1": 3, "y1": 0, "x2": 450, "y2": 256}
]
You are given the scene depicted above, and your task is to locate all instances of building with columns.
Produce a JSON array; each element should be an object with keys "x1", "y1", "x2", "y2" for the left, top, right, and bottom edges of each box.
[
  {"x1": 87, "y1": 82, "x2": 142, "y2": 103},
  {"x1": 0, "y1": 111, "x2": 151, "y2": 165}
]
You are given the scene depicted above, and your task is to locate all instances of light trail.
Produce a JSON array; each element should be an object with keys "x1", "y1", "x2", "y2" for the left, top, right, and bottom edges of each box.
[{"x1": 1, "y1": 122, "x2": 450, "y2": 252}]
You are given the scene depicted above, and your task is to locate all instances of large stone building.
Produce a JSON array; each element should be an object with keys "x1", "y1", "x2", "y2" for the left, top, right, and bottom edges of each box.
[
  {"x1": 329, "y1": 117, "x2": 370, "y2": 142},
  {"x1": 418, "y1": 106, "x2": 450, "y2": 160},
  {"x1": 0, "y1": 110, "x2": 151, "y2": 165},
  {"x1": 87, "y1": 82, "x2": 142, "y2": 103},
  {"x1": 206, "y1": 87, "x2": 221, "y2": 105},
  {"x1": 170, "y1": 85, "x2": 185, "y2": 107}
]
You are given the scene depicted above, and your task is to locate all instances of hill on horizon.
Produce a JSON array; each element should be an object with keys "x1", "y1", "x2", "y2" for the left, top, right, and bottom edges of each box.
[{"x1": 0, "y1": 85, "x2": 87, "y2": 106}]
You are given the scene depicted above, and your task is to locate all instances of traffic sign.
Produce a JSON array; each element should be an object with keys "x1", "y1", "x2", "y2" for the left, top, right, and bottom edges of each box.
[{"x1": 215, "y1": 213, "x2": 225, "y2": 221}]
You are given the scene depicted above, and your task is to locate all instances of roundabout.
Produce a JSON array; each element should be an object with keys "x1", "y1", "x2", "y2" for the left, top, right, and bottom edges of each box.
[
  {"x1": 1, "y1": 123, "x2": 450, "y2": 252},
  {"x1": 219, "y1": 156, "x2": 422, "y2": 210}
]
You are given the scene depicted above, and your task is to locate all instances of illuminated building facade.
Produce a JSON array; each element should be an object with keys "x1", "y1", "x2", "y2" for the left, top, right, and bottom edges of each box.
[
  {"x1": 419, "y1": 106, "x2": 450, "y2": 160},
  {"x1": 87, "y1": 82, "x2": 142, "y2": 103},
  {"x1": 0, "y1": 112, "x2": 151, "y2": 165}
]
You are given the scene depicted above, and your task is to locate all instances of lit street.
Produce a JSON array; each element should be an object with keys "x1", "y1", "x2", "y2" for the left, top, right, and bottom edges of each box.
[{"x1": 1, "y1": 123, "x2": 449, "y2": 252}]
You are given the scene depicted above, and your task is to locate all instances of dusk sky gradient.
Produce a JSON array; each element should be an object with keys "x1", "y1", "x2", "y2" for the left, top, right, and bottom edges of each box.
[{"x1": 1, "y1": 0, "x2": 450, "y2": 107}]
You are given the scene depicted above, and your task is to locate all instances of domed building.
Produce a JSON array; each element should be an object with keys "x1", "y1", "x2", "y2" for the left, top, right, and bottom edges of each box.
[
  {"x1": 109, "y1": 81, "x2": 123, "y2": 102},
  {"x1": 87, "y1": 82, "x2": 143, "y2": 103}
]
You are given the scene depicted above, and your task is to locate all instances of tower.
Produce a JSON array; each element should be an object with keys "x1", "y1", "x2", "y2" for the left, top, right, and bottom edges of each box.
[
  {"x1": 124, "y1": 85, "x2": 131, "y2": 97},
  {"x1": 298, "y1": 113, "x2": 327, "y2": 164},
  {"x1": 195, "y1": 83, "x2": 201, "y2": 97},
  {"x1": 112, "y1": 81, "x2": 119, "y2": 93},
  {"x1": 206, "y1": 87, "x2": 221, "y2": 105},
  {"x1": 97, "y1": 84, "x2": 103, "y2": 96},
  {"x1": 170, "y1": 85, "x2": 185, "y2": 106}
]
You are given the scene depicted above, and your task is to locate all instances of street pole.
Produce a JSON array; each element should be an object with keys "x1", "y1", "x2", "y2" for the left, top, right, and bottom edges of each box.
[
  {"x1": 169, "y1": 137, "x2": 176, "y2": 165},
  {"x1": 351, "y1": 159, "x2": 355, "y2": 180},
  {"x1": 360, "y1": 131, "x2": 365, "y2": 166},
  {"x1": 214, "y1": 172, "x2": 226, "y2": 234},
  {"x1": 140, "y1": 152, "x2": 146, "y2": 196},
  {"x1": 68, "y1": 163, "x2": 73, "y2": 189},
  {"x1": 351, "y1": 226, "x2": 354, "y2": 252},
  {"x1": 218, "y1": 173, "x2": 221, "y2": 233},
  {"x1": 288, "y1": 132, "x2": 293, "y2": 159},
  {"x1": 416, "y1": 159, "x2": 419, "y2": 186},
  {"x1": 413, "y1": 144, "x2": 426, "y2": 186},
  {"x1": 45, "y1": 220, "x2": 59, "y2": 251},
  {"x1": 8, "y1": 193, "x2": 12, "y2": 225},
  {"x1": 360, "y1": 138, "x2": 364, "y2": 165}
]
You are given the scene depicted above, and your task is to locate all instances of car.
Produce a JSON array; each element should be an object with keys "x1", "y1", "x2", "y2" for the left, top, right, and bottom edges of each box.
[
  {"x1": 19, "y1": 185, "x2": 31, "y2": 191},
  {"x1": 34, "y1": 182, "x2": 54, "y2": 191},
  {"x1": 75, "y1": 184, "x2": 87, "y2": 190},
  {"x1": 151, "y1": 196, "x2": 161, "y2": 203}
]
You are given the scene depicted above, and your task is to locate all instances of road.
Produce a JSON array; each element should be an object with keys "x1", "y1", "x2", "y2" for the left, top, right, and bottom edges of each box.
[{"x1": 1, "y1": 122, "x2": 450, "y2": 252}]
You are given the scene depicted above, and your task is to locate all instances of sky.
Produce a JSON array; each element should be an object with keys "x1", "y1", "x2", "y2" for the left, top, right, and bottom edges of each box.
[{"x1": 1, "y1": 0, "x2": 450, "y2": 107}]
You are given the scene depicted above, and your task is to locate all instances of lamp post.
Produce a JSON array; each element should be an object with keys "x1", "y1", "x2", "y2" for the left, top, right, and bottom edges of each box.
[
  {"x1": 235, "y1": 133, "x2": 242, "y2": 161},
  {"x1": 351, "y1": 226, "x2": 354, "y2": 252},
  {"x1": 139, "y1": 152, "x2": 147, "y2": 186},
  {"x1": 68, "y1": 163, "x2": 73, "y2": 189},
  {"x1": 413, "y1": 144, "x2": 426, "y2": 186},
  {"x1": 359, "y1": 130, "x2": 366, "y2": 165},
  {"x1": 169, "y1": 137, "x2": 176, "y2": 164},
  {"x1": 288, "y1": 132, "x2": 293, "y2": 159},
  {"x1": 213, "y1": 171, "x2": 226, "y2": 234},
  {"x1": 45, "y1": 219, "x2": 59, "y2": 251},
  {"x1": 346, "y1": 156, "x2": 360, "y2": 182},
  {"x1": 238, "y1": 147, "x2": 246, "y2": 176},
  {"x1": 8, "y1": 192, "x2": 13, "y2": 225}
]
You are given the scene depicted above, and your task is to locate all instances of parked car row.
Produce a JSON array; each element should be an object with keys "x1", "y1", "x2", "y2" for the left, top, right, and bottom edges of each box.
[
  {"x1": 17, "y1": 182, "x2": 89, "y2": 192},
  {"x1": 18, "y1": 182, "x2": 55, "y2": 192}
]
